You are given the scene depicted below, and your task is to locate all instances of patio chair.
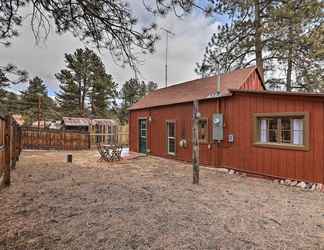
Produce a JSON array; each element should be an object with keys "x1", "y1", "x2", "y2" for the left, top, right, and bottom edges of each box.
[
  {"x1": 96, "y1": 143, "x2": 111, "y2": 162},
  {"x1": 110, "y1": 145, "x2": 123, "y2": 161}
]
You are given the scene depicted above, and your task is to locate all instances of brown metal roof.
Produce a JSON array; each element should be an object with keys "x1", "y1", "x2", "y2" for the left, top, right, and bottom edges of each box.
[
  {"x1": 129, "y1": 66, "x2": 260, "y2": 110},
  {"x1": 62, "y1": 117, "x2": 90, "y2": 127},
  {"x1": 230, "y1": 89, "x2": 324, "y2": 98}
]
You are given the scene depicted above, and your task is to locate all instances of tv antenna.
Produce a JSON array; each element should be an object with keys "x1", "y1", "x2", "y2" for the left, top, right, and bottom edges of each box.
[{"x1": 161, "y1": 27, "x2": 175, "y2": 88}]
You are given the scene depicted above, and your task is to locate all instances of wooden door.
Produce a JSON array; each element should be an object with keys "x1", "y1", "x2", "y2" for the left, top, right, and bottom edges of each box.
[{"x1": 138, "y1": 119, "x2": 147, "y2": 153}]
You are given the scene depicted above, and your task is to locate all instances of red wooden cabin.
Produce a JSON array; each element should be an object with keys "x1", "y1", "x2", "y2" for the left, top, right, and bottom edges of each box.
[{"x1": 129, "y1": 66, "x2": 324, "y2": 184}]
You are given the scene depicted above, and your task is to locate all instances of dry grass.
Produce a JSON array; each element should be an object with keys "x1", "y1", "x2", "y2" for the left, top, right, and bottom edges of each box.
[{"x1": 0, "y1": 150, "x2": 323, "y2": 250}]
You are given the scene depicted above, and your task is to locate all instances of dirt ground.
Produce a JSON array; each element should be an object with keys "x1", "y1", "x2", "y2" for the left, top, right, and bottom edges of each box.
[{"x1": 0, "y1": 150, "x2": 323, "y2": 250}]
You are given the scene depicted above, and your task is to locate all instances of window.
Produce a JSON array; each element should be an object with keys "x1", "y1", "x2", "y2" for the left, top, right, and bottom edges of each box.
[
  {"x1": 140, "y1": 121, "x2": 147, "y2": 137},
  {"x1": 198, "y1": 118, "x2": 208, "y2": 143},
  {"x1": 254, "y1": 112, "x2": 309, "y2": 150},
  {"x1": 166, "y1": 121, "x2": 176, "y2": 155}
]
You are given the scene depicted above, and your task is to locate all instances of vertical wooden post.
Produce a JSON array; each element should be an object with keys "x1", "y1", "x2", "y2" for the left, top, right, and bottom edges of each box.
[
  {"x1": 2, "y1": 115, "x2": 11, "y2": 187},
  {"x1": 38, "y1": 95, "x2": 41, "y2": 129},
  {"x1": 11, "y1": 123, "x2": 16, "y2": 169},
  {"x1": 192, "y1": 100, "x2": 199, "y2": 184},
  {"x1": 88, "y1": 131, "x2": 91, "y2": 149},
  {"x1": 62, "y1": 129, "x2": 65, "y2": 150}
]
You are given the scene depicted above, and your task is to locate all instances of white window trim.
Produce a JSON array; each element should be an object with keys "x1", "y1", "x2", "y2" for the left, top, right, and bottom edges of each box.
[
  {"x1": 166, "y1": 121, "x2": 176, "y2": 155},
  {"x1": 253, "y1": 112, "x2": 309, "y2": 151}
]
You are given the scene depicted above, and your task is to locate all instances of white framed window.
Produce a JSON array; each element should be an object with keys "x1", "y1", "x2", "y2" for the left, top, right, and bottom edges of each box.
[{"x1": 166, "y1": 121, "x2": 176, "y2": 155}]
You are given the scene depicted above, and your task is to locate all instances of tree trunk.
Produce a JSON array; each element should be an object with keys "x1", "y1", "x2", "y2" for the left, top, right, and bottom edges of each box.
[
  {"x1": 81, "y1": 93, "x2": 85, "y2": 116},
  {"x1": 78, "y1": 86, "x2": 83, "y2": 116},
  {"x1": 286, "y1": 20, "x2": 293, "y2": 91},
  {"x1": 254, "y1": 0, "x2": 264, "y2": 81},
  {"x1": 192, "y1": 100, "x2": 199, "y2": 184}
]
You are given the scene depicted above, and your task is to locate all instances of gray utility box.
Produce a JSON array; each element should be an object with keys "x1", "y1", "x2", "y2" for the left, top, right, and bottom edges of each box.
[{"x1": 212, "y1": 113, "x2": 224, "y2": 141}]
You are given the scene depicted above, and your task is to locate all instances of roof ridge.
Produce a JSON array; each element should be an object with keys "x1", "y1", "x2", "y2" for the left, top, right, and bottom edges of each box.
[{"x1": 155, "y1": 66, "x2": 256, "y2": 91}]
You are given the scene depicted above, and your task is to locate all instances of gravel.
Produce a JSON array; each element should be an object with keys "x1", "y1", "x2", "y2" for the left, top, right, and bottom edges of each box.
[{"x1": 0, "y1": 150, "x2": 323, "y2": 250}]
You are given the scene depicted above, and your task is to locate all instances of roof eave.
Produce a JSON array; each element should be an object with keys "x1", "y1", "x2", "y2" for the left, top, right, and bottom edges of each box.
[
  {"x1": 229, "y1": 89, "x2": 324, "y2": 98},
  {"x1": 128, "y1": 93, "x2": 233, "y2": 111}
]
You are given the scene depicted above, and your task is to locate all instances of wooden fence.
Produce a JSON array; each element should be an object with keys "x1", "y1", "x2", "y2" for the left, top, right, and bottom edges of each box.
[
  {"x1": 22, "y1": 127, "x2": 91, "y2": 150},
  {"x1": 0, "y1": 114, "x2": 22, "y2": 188},
  {"x1": 118, "y1": 124, "x2": 129, "y2": 146}
]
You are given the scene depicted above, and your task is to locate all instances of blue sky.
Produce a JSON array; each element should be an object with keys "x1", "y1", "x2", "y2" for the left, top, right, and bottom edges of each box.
[{"x1": 1, "y1": 1, "x2": 225, "y2": 98}]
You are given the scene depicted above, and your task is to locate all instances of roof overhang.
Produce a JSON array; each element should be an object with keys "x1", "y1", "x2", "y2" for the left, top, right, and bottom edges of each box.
[{"x1": 229, "y1": 89, "x2": 324, "y2": 98}]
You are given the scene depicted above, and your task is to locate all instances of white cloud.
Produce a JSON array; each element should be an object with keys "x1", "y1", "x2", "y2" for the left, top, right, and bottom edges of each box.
[{"x1": 0, "y1": 3, "x2": 220, "y2": 95}]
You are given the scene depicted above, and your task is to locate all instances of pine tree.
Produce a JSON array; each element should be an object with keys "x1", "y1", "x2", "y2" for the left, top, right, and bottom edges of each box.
[
  {"x1": 0, "y1": 90, "x2": 20, "y2": 115},
  {"x1": 196, "y1": 0, "x2": 323, "y2": 91},
  {"x1": 146, "y1": 81, "x2": 158, "y2": 93},
  {"x1": 20, "y1": 76, "x2": 49, "y2": 124},
  {"x1": 115, "y1": 79, "x2": 157, "y2": 124},
  {"x1": 196, "y1": 0, "x2": 272, "y2": 80},
  {"x1": 89, "y1": 74, "x2": 117, "y2": 118},
  {"x1": 56, "y1": 48, "x2": 117, "y2": 117},
  {"x1": 0, "y1": 70, "x2": 9, "y2": 102},
  {"x1": 55, "y1": 70, "x2": 80, "y2": 116},
  {"x1": 266, "y1": 0, "x2": 323, "y2": 90}
]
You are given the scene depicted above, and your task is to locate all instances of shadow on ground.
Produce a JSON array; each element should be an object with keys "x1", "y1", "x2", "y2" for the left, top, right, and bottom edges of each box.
[{"x1": 0, "y1": 150, "x2": 323, "y2": 249}]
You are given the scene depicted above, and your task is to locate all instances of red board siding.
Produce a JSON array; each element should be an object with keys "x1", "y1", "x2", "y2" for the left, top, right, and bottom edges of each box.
[
  {"x1": 240, "y1": 70, "x2": 264, "y2": 91},
  {"x1": 223, "y1": 93, "x2": 324, "y2": 184},
  {"x1": 129, "y1": 93, "x2": 324, "y2": 184}
]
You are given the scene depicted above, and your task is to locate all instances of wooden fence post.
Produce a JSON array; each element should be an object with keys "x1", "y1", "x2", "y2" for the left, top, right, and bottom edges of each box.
[
  {"x1": 88, "y1": 132, "x2": 91, "y2": 149},
  {"x1": 192, "y1": 100, "x2": 200, "y2": 184},
  {"x1": 62, "y1": 129, "x2": 65, "y2": 150},
  {"x1": 2, "y1": 115, "x2": 12, "y2": 187},
  {"x1": 11, "y1": 123, "x2": 16, "y2": 169}
]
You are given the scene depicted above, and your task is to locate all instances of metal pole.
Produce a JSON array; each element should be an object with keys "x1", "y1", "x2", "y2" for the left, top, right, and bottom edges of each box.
[
  {"x1": 165, "y1": 33, "x2": 168, "y2": 88},
  {"x1": 217, "y1": 62, "x2": 221, "y2": 96},
  {"x1": 161, "y1": 28, "x2": 175, "y2": 88}
]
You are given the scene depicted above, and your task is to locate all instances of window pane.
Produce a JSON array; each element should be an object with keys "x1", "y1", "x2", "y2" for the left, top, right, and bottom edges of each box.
[
  {"x1": 268, "y1": 119, "x2": 277, "y2": 130},
  {"x1": 281, "y1": 118, "x2": 291, "y2": 130},
  {"x1": 141, "y1": 129, "x2": 147, "y2": 137},
  {"x1": 259, "y1": 119, "x2": 267, "y2": 143},
  {"x1": 168, "y1": 138, "x2": 175, "y2": 153},
  {"x1": 168, "y1": 123, "x2": 175, "y2": 137},
  {"x1": 268, "y1": 129, "x2": 278, "y2": 142},
  {"x1": 141, "y1": 121, "x2": 147, "y2": 129},
  {"x1": 293, "y1": 119, "x2": 304, "y2": 145},
  {"x1": 281, "y1": 130, "x2": 291, "y2": 143},
  {"x1": 280, "y1": 118, "x2": 292, "y2": 143}
]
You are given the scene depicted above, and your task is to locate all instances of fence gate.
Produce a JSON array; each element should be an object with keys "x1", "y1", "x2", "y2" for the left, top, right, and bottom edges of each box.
[{"x1": 22, "y1": 127, "x2": 90, "y2": 150}]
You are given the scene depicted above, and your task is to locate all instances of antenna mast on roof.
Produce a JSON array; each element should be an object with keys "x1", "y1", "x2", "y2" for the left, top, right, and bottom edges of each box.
[
  {"x1": 161, "y1": 27, "x2": 175, "y2": 88},
  {"x1": 212, "y1": 53, "x2": 221, "y2": 96},
  {"x1": 216, "y1": 62, "x2": 221, "y2": 96}
]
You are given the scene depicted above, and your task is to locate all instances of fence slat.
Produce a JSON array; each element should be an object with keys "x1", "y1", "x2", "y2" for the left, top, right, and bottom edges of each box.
[
  {"x1": 3, "y1": 115, "x2": 11, "y2": 187},
  {"x1": 22, "y1": 127, "x2": 91, "y2": 150}
]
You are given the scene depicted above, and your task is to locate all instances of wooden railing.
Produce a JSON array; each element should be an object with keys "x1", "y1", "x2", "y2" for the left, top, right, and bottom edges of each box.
[
  {"x1": 0, "y1": 114, "x2": 22, "y2": 188},
  {"x1": 22, "y1": 127, "x2": 91, "y2": 150}
]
